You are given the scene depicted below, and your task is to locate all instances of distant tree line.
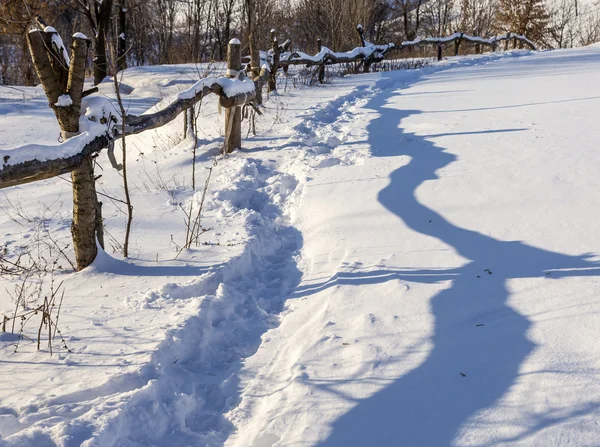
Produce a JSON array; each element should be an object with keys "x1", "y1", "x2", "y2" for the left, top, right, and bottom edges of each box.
[{"x1": 1, "y1": 0, "x2": 599, "y2": 85}]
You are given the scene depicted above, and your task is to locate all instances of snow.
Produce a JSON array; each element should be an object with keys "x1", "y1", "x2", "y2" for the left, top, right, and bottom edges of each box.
[
  {"x1": 48, "y1": 29, "x2": 71, "y2": 67},
  {"x1": 1, "y1": 121, "x2": 104, "y2": 167},
  {"x1": 178, "y1": 75, "x2": 256, "y2": 99},
  {"x1": 0, "y1": 96, "x2": 117, "y2": 167},
  {"x1": 54, "y1": 94, "x2": 72, "y2": 107},
  {"x1": 27, "y1": 27, "x2": 71, "y2": 65},
  {"x1": 229, "y1": 38, "x2": 241, "y2": 45},
  {"x1": 402, "y1": 32, "x2": 537, "y2": 50},
  {"x1": 281, "y1": 43, "x2": 394, "y2": 65},
  {"x1": 72, "y1": 32, "x2": 88, "y2": 40},
  {"x1": 2, "y1": 47, "x2": 600, "y2": 446}
]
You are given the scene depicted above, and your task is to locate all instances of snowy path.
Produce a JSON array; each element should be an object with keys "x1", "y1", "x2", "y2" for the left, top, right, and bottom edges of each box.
[{"x1": 226, "y1": 48, "x2": 600, "y2": 446}]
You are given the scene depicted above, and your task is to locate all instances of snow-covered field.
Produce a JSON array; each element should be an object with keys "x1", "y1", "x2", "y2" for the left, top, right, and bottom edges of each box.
[{"x1": 1, "y1": 46, "x2": 600, "y2": 446}]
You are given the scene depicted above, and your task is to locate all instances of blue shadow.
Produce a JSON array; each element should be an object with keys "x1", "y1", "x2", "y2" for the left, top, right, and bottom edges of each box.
[{"x1": 318, "y1": 69, "x2": 600, "y2": 446}]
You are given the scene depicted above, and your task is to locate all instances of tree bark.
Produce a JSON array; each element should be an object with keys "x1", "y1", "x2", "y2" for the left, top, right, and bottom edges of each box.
[
  {"x1": 71, "y1": 156, "x2": 99, "y2": 269},
  {"x1": 246, "y1": 0, "x2": 262, "y2": 104},
  {"x1": 268, "y1": 30, "x2": 280, "y2": 92},
  {"x1": 27, "y1": 25, "x2": 101, "y2": 270},
  {"x1": 117, "y1": 5, "x2": 127, "y2": 72},
  {"x1": 93, "y1": 0, "x2": 114, "y2": 85}
]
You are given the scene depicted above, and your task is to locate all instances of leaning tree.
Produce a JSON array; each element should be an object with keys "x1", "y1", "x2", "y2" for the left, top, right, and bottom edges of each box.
[{"x1": 26, "y1": 18, "x2": 103, "y2": 270}]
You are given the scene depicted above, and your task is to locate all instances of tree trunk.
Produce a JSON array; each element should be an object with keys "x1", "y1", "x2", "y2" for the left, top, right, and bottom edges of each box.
[
  {"x1": 27, "y1": 25, "x2": 101, "y2": 270},
  {"x1": 117, "y1": 6, "x2": 127, "y2": 72},
  {"x1": 93, "y1": 0, "x2": 114, "y2": 85},
  {"x1": 71, "y1": 157, "x2": 99, "y2": 269},
  {"x1": 269, "y1": 30, "x2": 280, "y2": 92},
  {"x1": 246, "y1": 0, "x2": 262, "y2": 105}
]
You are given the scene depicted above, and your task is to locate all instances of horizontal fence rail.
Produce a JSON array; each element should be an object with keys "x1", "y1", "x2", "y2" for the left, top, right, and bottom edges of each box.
[{"x1": 401, "y1": 32, "x2": 537, "y2": 52}]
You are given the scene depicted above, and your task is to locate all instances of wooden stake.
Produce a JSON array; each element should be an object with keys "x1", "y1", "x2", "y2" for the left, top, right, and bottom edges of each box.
[
  {"x1": 224, "y1": 39, "x2": 242, "y2": 154},
  {"x1": 317, "y1": 38, "x2": 325, "y2": 84}
]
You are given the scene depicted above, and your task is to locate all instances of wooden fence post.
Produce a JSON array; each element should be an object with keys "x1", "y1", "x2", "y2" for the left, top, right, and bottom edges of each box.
[
  {"x1": 437, "y1": 43, "x2": 443, "y2": 61},
  {"x1": 269, "y1": 29, "x2": 280, "y2": 92},
  {"x1": 224, "y1": 39, "x2": 242, "y2": 154},
  {"x1": 505, "y1": 33, "x2": 511, "y2": 51},
  {"x1": 356, "y1": 25, "x2": 372, "y2": 73},
  {"x1": 455, "y1": 32, "x2": 463, "y2": 56},
  {"x1": 183, "y1": 108, "x2": 188, "y2": 139},
  {"x1": 317, "y1": 38, "x2": 325, "y2": 83}
]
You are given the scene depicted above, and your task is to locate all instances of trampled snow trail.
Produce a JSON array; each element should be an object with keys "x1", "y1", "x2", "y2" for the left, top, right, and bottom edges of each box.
[
  {"x1": 226, "y1": 48, "x2": 600, "y2": 446},
  {"x1": 1, "y1": 156, "x2": 306, "y2": 446}
]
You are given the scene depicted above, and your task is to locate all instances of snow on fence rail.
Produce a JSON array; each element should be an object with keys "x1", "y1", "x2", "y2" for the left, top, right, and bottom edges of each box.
[
  {"x1": 267, "y1": 27, "x2": 534, "y2": 81},
  {"x1": 0, "y1": 40, "x2": 255, "y2": 189},
  {"x1": 0, "y1": 76, "x2": 256, "y2": 188},
  {"x1": 276, "y1": 30, "x2": 535, "y2": 71},
  {"x1": 400, "y1": 32, "x2": 537, "y2": 55},
  {"x1": 279, "y1": 43, "x2": 395, "y2": 68},
  {"x1": 276, "y1": 25, "x2": 394, "y2": 74}
]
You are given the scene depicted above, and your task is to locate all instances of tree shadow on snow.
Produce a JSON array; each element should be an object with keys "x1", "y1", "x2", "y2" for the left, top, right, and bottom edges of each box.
[{"x1": 317, "y1": 72, "x2": 600, "y2": 446}]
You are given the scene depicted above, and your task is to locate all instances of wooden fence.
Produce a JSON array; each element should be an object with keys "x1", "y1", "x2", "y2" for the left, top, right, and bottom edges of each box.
[{"x1": 0, "y1": 26, "x2": 537, "y2": 190}]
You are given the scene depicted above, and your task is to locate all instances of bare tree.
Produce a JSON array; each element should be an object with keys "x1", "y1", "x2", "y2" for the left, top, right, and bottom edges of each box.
[
  {"x1": 576, "y1": 7, "x2": 600, "y2": 46},
  {"x1": 460, "y1": 0, "x2": 497, "y2": 38},
  {"x1": 497, "y1": 0, "x2": 550, "y2": 44},
  {"x1": 423, "y1": 0, "x2": 457, "y2": 36},
  {"x1": 391, "y1": 0, "x2": 425, "y2": 41},
  {"x1": 74, "y1": 0, "x2": 115, "y2": 84}
]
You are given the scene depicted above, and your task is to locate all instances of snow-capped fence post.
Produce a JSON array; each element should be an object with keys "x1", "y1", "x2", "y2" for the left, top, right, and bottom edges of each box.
[
  {"x1": 269, "y1": 29, "x2": 280, "y2": 92},
  {"x1": 224, "y1": 39, "x2": 242, "y2": 154},
  {"x1": 356, "y1": 25, "x2": 372, "y2": 73},
  {"x1": 437, "y1": 43, "x2": 443, "y2": 61},
  {"x1": 26, "y1": 23, "x2": 103, "y2": 270},
  {"x1": 317, "y1": 38, "x2": 325, "y2": 84},
  {"x1": 356, "y1": 24, "x2": 367, "y2": 48}
]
